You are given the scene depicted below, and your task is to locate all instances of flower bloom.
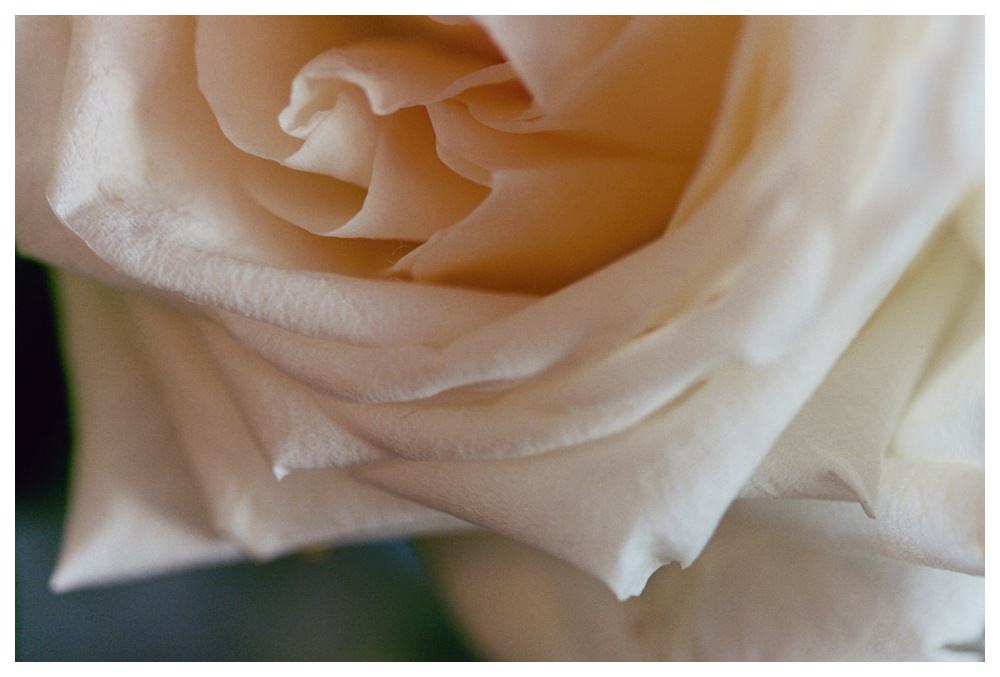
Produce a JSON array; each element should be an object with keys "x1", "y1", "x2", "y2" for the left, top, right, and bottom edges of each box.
[{"x1": 16, "y1": 15, "x2": 983, "y2": 658}]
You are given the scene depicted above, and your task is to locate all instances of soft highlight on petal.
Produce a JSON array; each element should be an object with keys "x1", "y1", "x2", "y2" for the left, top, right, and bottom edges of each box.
[{"x1": 16, "y1": 15, "x2": 983, "y2": 624}]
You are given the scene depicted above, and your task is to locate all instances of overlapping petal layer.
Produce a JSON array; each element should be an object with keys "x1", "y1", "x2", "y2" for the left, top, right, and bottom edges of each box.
[
  {"x1": 420, "y1": 525, "x2": 983, "y2": 660},
  {"x1": 16, "y1": 14, "x2": 983, "y2": 622}
]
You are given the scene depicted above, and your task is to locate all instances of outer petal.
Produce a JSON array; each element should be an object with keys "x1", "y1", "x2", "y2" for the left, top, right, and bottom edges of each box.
[
  {"x1": 422, "y1": 524, "x2": 984, "y2": 660},
  {"x1": 350, "y1": 199, "x2": 983, "y2": 599},
  {"x1": 15, "y1": 15, "x2": 125, "y2": 288},
  {"x1": 49, "y1": 272, "x2": 239, "y2": 591},
  {"x1": 742, "y1": 223, "x2": 980, "y2": 510},
  {"x1": 50, "y1": 273, "x2": 468, "y2": 590}
]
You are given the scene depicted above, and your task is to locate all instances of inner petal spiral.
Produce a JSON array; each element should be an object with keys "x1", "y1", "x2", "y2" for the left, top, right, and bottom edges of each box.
[{"x1": 202, "y1": 16, "x2": 742, "y2": 294}]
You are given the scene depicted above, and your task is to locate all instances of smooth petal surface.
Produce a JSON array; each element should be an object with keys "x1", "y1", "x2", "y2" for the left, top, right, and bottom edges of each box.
[
  {"x1": 742, "y1": 227, "x2": 979, "y2": 510},
  {"x1": 195, "y1": 16, "x2": 373, "y2": 161},
  {"x1": 421, "y1": 524, "x2": 984, "y2": 660},
  {"x1": 49, "y1": 272, "x2": 240, "y2": 591}
]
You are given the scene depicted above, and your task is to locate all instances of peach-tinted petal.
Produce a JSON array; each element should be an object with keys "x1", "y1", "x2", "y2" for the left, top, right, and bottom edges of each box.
[
  {"x1": 395, "y1": 157, "x2": 688, "y2": 293},
  {"x1": 242, "y1": 110, "x2": 488, "y2": 242},
  {"x1": 475, "y1": 16, "x2": 630, "y2": 112},
  {"x1": 280, "y1": 85, "x2": 381, "y2": 188},
  {"x1": 478, "y1": 16, "x2": 741, "y2": 161},
  {"x1": 195, "y1": 16, "x2": 375, "y2": 161},
  {"x1": 330, "y1": 108, "x2": 488, "y2": 240}
]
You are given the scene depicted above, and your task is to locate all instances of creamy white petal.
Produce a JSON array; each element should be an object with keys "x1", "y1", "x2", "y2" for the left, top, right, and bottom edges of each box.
[
  {"x1": 50, "y1": 272, "x2": 468, "y2": 586},
  {"x1": 742, "y1": 227, "x2": 979, "y2": 509},
  {"x1": 352, "y1": 271, "x2": 892, "y2": 599},
  {"x1": 14, "y1": 16, "x2": 127, "y2": 288},
  {"x1": 421, "y1": 524, "x2": 983, "y2": 660},
  {"x1": 49, "y1": 272, "x2": 239, "y2": 592},
  {"x1": 123, "y1": 287, "x2": 469, "y2": 558},
  {"x1": 892, "y1": 197, "x2": 984, "y2": 467},
  {"x1": 734, "y1": 458, "x2": 983, "y2": 577},
  {"x1": 246, "y1": 108, "x2": 490, "y2": 242},
  {"x1": 238, "y1": 153, "x2": 368, "y2": 236}
]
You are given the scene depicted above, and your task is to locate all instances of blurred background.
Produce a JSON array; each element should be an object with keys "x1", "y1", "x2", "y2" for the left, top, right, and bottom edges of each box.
[{"x1": 15, "y1": 255, "x2": 477, "y2": 661}]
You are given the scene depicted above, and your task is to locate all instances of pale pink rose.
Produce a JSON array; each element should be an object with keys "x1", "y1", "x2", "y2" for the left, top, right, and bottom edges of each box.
[{"x1": 16, "y1": 15, "x2": 982, "y2": 659}]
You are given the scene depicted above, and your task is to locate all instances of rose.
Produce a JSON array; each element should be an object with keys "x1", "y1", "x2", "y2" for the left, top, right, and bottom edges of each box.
[
  {"x1": 17, "y1": 14, "x2": 984, "y2": 658},
  {"x1": 16, "y1": 15, "x2": 982, "y2": 657}
]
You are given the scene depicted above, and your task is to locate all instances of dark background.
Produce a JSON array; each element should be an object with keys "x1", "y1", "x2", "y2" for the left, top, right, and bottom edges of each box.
[{"x1": 15, "y1": 256, "x2": 477, "y2": 661}]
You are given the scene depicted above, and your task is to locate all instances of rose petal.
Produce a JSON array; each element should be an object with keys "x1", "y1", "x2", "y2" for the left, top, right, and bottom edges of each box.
[
  {"x1": 891, "y1": 198, "x2": 984, "y2": 466},
  {"x1": 280, "y1": 84, "x2": 381, "y2": 188},
  {"x1": 328, "y1": 108, "x2": 488, "y2": 240},
  {"x1": 475, "y1": 16, "x2": 629, "y2": 112},
  {"x1": 350, "y1": 210, "x2": 981, "y2": 599},
  {"x1": 126, "y1": 289, "x2": 469, "y2": 558},
  {"x1": 50, "y1": 272, "x2": 468, "y2": 577},
  {"x1": 421, "y1": 524, "x2": 983, "y2": 660},
  {"x1": 195, "y1": 16, "x2": 375, "y2": 162},
  {"x1": 350, "y1": 288, "x2": 879, "y2": 599},
  {"x1": 742, "y1": 227, "x2": 979, "y2": 510},
  {"x1": 49, "y1": 272, "x2": 240, "y2": 592},
  {"x1": 892, "y1": 331, "x2": 984, "y2": 466},
  {"x1": 280, "y1": 37, "x2": 499, "y2": 122},
  {"x1": 477, "y1": 16, "x2": 741, "y2": 160},
  {"x1": 734, "y1": 457, "x2": 983, "y2": 577},
  {"x1": 14, "y1": 16, "x2": 126, "y2": 288},
  {"x1": 396, "y1": 159, "x2": 690, "y2": 293},
  {"x1": 238, "y1": 154, "x2": 368, "y2": 237},
  {"x1": 242, "y1": 109, "x2": 489, "y2": 241}
]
